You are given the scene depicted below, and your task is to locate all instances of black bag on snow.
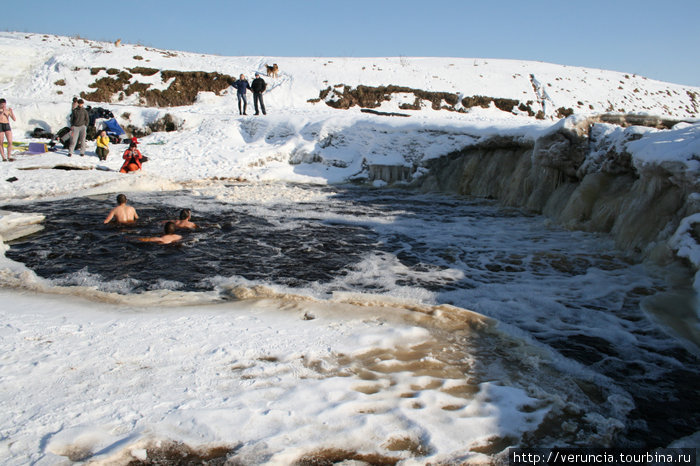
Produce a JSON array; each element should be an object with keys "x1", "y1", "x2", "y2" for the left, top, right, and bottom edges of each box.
[
  {"x1": 57, "y1": 126, "x2": 72, "y2": 148},
  {"x1": 32, "y1": 127, "x2": 55, "y2": 139}
]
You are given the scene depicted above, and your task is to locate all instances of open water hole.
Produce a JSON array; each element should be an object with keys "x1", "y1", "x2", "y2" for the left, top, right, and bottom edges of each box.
[{"x1": 3, "y1": 183, "x2": 699, "y2": 447}]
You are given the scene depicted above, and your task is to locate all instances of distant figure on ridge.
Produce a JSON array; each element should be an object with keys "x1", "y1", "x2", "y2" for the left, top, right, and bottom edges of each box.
[
  {"x1": 232, "y1": 74, "x2": 251, "y2": 115},
  {"x1": 95, "y1": 129, "x2": 110, "y2": 161},
  {"x1": 104, "y1": 194, "x2": 139, "y2": 224},
  {"x1": 139, "y1": 221, "x2": 182, "y2": 244},
  {"x1": 251, "y1": 72, "x2": 267, "y2": 115},
  {"x1": 0, "y1": 98, "x2": 17, "y2": 162},
  {"x1": 68, "y1": 98, "x2": 89, "y2": 157},
  {"x1": 120, "y1": 140, "x2": 143, "y2": 173}
]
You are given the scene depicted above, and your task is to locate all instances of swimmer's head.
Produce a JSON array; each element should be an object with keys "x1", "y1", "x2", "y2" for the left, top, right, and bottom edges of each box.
[
  {"x1": 164, "y1": 221, "x2": 176, "y2": 235},
  {"x1": 179, "y1": 209, "x2": 191, "y2": 220},
  {"x1": 116, "y1": 194, "x2": 127, "y2": 205}
]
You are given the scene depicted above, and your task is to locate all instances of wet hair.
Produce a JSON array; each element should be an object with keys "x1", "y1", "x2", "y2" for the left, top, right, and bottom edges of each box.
[
  {"x1": 164, "y1": 221, "x2": 176, "y2": 235},
  {"x1": 179, "y1": 209, "x2": 191, "y2": 220},
  {"x1": 116, "y1": 194, "x2": 127, "y2": 204},
  {"x1": 0, "y1": 98, "x2": 5, "y2": 104}
]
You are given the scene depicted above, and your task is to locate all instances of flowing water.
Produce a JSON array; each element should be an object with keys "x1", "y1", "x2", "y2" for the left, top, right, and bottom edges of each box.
[{"x1": 3, "y1": 183, "x2": 699, "y2": 449}]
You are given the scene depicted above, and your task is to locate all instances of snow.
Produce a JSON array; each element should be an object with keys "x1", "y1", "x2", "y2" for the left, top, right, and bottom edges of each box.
[
  {"x1": 629, "y1": 122, "x2": 700, "y2": 170},
  {"x1": 0, "y1": 284, "x2": 552, "y2": 464},
  {"x1": 0, "y1": 32, "x2": 699, "y2": 464},
  {"x1": 670, "y1": 212, "x2": 700, "y2": 289}
]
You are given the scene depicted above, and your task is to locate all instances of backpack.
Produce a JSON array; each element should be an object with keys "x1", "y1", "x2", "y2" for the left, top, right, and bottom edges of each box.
[
  {"x1": 56, "y1": 126, "x2": 72, "y2": 148},
  {"x1": 31, "y1": 127, "x2": 54, "y2": 139}
]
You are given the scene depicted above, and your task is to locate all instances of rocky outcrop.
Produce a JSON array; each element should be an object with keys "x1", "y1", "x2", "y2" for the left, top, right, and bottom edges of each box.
[
  {"x1": 595, "y1": 113, "x2": 690, "y2": 130},
  {"x1": 312, "y1": 84, "x2": 533, "y2": 116}
]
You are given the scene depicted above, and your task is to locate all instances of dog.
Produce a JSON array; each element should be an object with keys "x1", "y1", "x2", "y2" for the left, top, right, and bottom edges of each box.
[{"x1": 266, "y1": 63, "x2": 279, "y2": 78}]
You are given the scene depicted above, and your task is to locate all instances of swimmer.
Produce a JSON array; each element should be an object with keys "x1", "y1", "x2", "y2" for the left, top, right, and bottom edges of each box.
[
  {"x1": 0, "y1": 98, "x2": 17, "y2": 162},
  {"x1": 174, "y1": 208, "x2": 197, "y2": 229},
  {"x1": 139, "y1": 221, "x2": 182, "y2": 244},
  {"x1": 104, "y1": 194, "x2": 139, "y2": 224}
]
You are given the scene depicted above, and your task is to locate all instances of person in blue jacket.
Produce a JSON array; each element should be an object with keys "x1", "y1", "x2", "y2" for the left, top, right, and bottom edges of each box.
[{"x1": 232, "y1": 74, "x2": 251, "y2": 115}]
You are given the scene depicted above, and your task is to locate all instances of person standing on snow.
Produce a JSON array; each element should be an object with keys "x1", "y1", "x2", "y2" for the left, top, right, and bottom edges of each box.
[
  {"x1": 232, "y1": 74, "x2": 251, "y2": 115},
  {"x1": 251, "y1": 72, "x2": 267, "y2": 115},
  {"x1": 68, "y1": 99, "x2": 89, "y2": 157},
  {"x1": 0, "y1": 98, "x2": 17, "y2": 162}
]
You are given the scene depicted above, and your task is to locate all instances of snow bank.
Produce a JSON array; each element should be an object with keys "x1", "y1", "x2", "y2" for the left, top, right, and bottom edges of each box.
[{"x1": 0, "y1": 288, "x2": 563, "y2": 465}]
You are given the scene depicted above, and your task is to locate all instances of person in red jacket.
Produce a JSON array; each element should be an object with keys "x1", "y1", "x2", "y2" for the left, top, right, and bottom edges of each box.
[{"x1": 120, "y1": 141, "x2": 143, "y2": 173}]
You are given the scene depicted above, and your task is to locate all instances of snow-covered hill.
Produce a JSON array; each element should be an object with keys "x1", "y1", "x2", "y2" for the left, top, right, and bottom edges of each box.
[
  {"x1": 0, "y1": 31, "x2": 697, "y2": 195},
  {"x1": 2, "y1": 32, "x2": 698, "y2": 122}
]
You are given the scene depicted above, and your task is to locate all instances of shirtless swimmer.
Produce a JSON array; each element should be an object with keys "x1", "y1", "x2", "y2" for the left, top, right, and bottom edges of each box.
[
  {"x1": 139, "y1": 221, "x2": 182, "y2": 244},
  {"x1": 174, "y1": 209, "x2": 197, "y2": 229},
  {"x1": 104, "y1": 194, "x2": 139, "y2": 224}
]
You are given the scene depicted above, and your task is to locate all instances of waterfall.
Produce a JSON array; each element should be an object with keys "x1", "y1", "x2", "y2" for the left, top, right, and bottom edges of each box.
[{"x1": 416, "y1": 120, "x2": 697, "y2": 268}]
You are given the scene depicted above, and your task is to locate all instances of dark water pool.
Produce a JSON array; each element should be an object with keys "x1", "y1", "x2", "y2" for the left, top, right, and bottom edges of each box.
[{"x1": 4, "y1": 191, "x2": 378, "y2": 293}]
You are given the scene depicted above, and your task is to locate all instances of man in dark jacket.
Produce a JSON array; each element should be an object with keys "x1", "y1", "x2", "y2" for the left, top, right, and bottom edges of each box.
[
  {"x1": 68, "y1": 99, "x2": 89, "y2": 157},
  {"x1": 232, "y1": 74, "x2": 251, "y2": 115},
  {"x1": 251, "y1": 72, "x2": 267, "y2": 115}
]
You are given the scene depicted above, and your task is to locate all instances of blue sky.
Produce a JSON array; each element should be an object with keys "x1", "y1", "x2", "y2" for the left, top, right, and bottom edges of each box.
[{"x1": 4, "y1": 0, "x2": 699, "y2": 86}]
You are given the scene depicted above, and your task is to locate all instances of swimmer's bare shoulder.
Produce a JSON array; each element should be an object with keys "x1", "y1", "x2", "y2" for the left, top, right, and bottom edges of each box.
[
  {"x1": 104, "y1": 205, "x2": 139, "y2": 224},
  {"x1": 174, "y1": 219, "x2": 197, "y2": 229},
  {"x1": 103, "y1": 206, "x2": 119, "y2": 224}
]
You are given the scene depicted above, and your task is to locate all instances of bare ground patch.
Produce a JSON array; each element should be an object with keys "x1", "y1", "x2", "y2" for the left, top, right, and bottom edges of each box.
[
  {"x1": 292, "y1": 447, "x2": 400, "y2": 465},
  {"x1": 125, "y1": 441, "x2": 239, "y2": 465},
  {"x1": 79, "y1": 69, "x2": 235, "y2": 107},
  {"x1": 311, "y1": 84, "x2": 532, "y2": 116}
]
